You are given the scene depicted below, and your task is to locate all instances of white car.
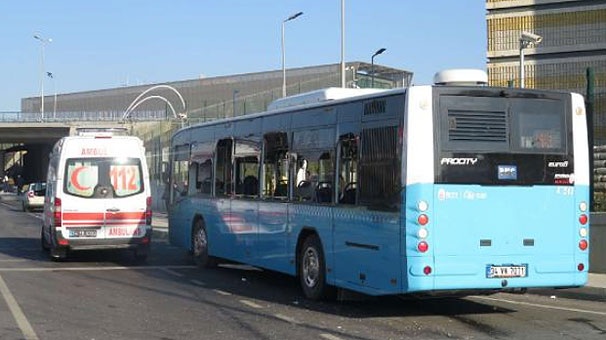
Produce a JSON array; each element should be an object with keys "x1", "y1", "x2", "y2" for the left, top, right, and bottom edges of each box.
[{"x1": 21, "y1": 182, "x2": 46, "y2": 211}]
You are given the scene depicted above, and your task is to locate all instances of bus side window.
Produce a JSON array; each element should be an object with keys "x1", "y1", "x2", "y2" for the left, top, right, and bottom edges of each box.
[
  {"x1": 338, "y1": 133, "x2": 358, "y2": 205},
  {"x1": 171, "y1": 144, "x2": 190, "y2": 202},
  {"x1": 215, "y1": 139, "x2": 233, "y2": 197},
  {"x1": 358, "y1": 126, "x2": 401, "y2": 211},
  {"x1": 234, "y1": 139, "x2": 260, "y2": 198},
  {"x1": 263, "y1": 132, "x2": 289, "y2": 200},
  {"x1": 294, "y1": 152, "x2": 334, "y2": 204}
]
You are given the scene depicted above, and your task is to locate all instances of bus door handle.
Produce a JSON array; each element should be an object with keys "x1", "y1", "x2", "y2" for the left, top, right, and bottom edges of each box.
[{"x1": 106, "y1": 208, "x2": 120, "y2": 213}]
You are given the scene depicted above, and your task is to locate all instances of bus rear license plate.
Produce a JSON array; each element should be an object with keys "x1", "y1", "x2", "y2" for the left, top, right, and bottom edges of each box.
[
  {"x1": 486, "y1": 265, "x2": 527, "y2": 278},
  {"x1": 69, "y1": 229, "x2": 97, "y2": 238}
]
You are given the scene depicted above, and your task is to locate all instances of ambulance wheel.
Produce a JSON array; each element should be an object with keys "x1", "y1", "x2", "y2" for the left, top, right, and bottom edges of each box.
[
  {"x1": 298, "y1": 234, "x2": 335, "y2": 300},
  {"x1": 49, "y1": 230, "x2": 67, "y2": 261},
  {"x1": 192, "y1": 219, "x2": 216, "y2": 268},
  {"x1": 40, "y1": 227, "x2": 49, "y2": 251}
]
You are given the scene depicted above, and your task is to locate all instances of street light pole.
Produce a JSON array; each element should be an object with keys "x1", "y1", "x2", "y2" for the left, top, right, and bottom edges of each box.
[
  {"x1": 33, "y1": 34, "x2": 52, "y2": 121},
  {"x1": 519, "y1": 31, "x2": 542, "y2": 89},
  {"x1": 371, "y1": 48, "x2": 386, "y2": 88},
  {"x1": 281, "y1": 11, "x2": 303, "y2": 98},
  {"x1": 341, "y1": 0, "x2": 346, "y2": 88}
]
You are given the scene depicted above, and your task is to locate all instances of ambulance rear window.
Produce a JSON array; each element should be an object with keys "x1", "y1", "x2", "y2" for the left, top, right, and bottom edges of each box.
[{"x1": 64, "y1": 158, "x2": 144, "y2": 198}]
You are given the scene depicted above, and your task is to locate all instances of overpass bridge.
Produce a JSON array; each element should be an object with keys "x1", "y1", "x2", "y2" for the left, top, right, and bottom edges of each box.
[{"x1": 0, "y1": 111, "x2": 172, "y2": 184}]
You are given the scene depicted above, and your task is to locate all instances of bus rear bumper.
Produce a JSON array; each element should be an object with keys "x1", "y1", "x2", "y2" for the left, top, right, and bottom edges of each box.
[{"x1": 405, "y1": 255, "x2": 588, "y2": 293}]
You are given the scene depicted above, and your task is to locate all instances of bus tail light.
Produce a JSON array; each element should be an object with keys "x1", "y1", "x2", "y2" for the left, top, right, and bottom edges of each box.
[
  {"x1": 579, "y1": 214, "x2": 588, "y2": 225},
  {"x1": 418, "y1": 241, "x2": 429, "y2": 253},
  {"x1": 423, "y1": 266, "x2": 432, "y2": 275},
  {"x1": 418, "y1": 214, "x2": 428, "y2": 226},
  {"x1": 53, "y1": 197, "x2": 62, "y2": 227},
  {"x1": 579, "y1": 227, "x2": 588, "y2": 238},
  {"x1": 417, "y1": 200, "x2": 428, "y2": 212},
  {"x1": 417, "y1": 228, "x2": 428, "y2": 239},
  {"x1": 579, "y1": 239, "x2": 588, "y2": 251},
  {"x1": 579, "y1": 201, "x2": 587, "y2": 212},
  {"x1": 145, "y1": 196, "x2": 152, "y2": 225},
  {"x1": 578, "y1": 263, "x2": 585, "y2": 272}
]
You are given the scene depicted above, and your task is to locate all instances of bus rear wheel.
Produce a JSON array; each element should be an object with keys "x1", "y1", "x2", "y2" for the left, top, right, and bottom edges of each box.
[
  {"x1": 192, "y1": 220, "x2": 216, "y2": 268},
  {"x1": 298, "y1": 234, "x2": 334, "y2": 300}
]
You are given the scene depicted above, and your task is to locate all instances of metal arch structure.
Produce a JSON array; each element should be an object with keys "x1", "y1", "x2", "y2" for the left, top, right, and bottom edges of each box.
[
  {"x1": 122, "y1": 95, "x2": 178, "y2": 121},
  {"x1": 122, "y1": 84, "x2": 187, "y2": 121}
]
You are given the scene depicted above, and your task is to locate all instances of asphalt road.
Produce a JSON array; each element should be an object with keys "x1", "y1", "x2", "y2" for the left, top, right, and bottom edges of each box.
[{"x1": 0, "y1": 202, "x2": 605, "y2": 340}]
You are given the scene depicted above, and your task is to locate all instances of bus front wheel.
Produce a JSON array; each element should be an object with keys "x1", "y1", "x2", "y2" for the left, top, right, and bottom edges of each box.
[
  {"x1": 298, "y1": 234, "x2": 334, "y2": 300},
  {"x1": 192, "y1": 219, "x2": 217, "y2": 268}
]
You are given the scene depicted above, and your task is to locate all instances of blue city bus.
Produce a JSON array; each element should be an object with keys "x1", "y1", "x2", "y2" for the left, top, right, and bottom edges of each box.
[{"x1": 168, "y1": 71, "x2": 589, "y2": 299}]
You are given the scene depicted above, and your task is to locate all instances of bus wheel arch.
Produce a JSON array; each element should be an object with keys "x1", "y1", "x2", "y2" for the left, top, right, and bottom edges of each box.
[
  {"x1": 191, "y1": 215, "x2": 217, "y2": 268},
  {"x1": 296, "y1": 228, "x2": 335, "y2": 300}
]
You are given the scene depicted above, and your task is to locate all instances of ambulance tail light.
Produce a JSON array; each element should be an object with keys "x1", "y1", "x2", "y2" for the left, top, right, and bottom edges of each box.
[
  {"x1": 53, "y1": 197, "x2": 62, "y2": 227},
  {"x1": 145, "y1": 196, "x2": 152, "y2": 225}
]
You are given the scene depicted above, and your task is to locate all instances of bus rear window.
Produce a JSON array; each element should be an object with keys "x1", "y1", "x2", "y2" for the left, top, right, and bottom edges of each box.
[
  {"x1": 64, "y1": 158, "x2": 143, "y2": 198},
  {"x1": 516, "y1": 104, "x2": 564, "y2": 152}
]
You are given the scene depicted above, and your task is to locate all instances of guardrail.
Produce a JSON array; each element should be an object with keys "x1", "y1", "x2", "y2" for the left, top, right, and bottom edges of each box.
[{"x1": 0, "y1": 111, "x2": 173, "y2": 122}]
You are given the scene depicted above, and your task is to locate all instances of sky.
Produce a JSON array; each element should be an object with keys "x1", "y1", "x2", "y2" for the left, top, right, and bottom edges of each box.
[{"x1": 0, "y1": 1, "x2": 486, "y2": 111}]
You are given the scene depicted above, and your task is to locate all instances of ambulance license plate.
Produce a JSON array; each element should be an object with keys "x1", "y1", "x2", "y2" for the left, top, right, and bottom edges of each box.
[
  {"x1": 486, "y1": 265, "x2": 527, "y2": 278},
  {"x1": 69, "y1": 229, "x2": 97, "y2": 238}
]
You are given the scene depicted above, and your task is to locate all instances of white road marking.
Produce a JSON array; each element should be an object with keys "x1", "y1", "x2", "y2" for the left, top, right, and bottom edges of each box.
[
  {"x1": 0, "y1": 265, "x2": 196, "y2": 272},
  {"x1": 190, "y1": 280, "x2": 205, "y2": 286},
  {"x1": 239, "y1": 299, "x2": 263, "y2": 309},
  {"x1": 320, "y1": 333, "x2": 343, "y2": 340},
  {"x1": 470, "y1": 295, "x2": 606, "y2": 316},
  {"x1": 213, "y1": 289, "x2": 232, "y2": 296},
  {"x1": 0, "y1": 274, "x2": 39, "y2": 340},
  {"x1": 160, "y1": 268, "x2": 184, "y2": 277},
  {"x1": 274, "y1": 313, "x2": 299, "y2": 324},
  {"x1": 0, "y1": 259, "x2": 28, "y2": 263}
]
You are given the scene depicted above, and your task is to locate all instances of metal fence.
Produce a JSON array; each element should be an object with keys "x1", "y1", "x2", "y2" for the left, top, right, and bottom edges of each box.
[{"x1": 0, "y1": 110, "x2": 171, "y2": 122}]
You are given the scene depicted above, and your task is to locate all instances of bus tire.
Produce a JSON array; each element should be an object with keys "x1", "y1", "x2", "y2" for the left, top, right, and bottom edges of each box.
[
  {"x1": 298, "y1": 234, "x2": 335, "y2": 300},
  {"x1": 192, "y1": 219, "x2": 217, "y2": 268}
]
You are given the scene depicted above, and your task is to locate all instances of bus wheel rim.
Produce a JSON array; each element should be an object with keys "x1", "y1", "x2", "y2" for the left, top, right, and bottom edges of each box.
[
  {"x1": 194, "y1": 227, "x2": 207, "y2": 257},
  {"x1": 303, "y1": 247, "x2": 319, "y2": 288}
]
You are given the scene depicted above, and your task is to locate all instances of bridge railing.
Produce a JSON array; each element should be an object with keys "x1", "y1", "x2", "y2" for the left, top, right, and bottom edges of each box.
[{"x1": 0, "y1": 110, "x2": 173, "y2": 122}]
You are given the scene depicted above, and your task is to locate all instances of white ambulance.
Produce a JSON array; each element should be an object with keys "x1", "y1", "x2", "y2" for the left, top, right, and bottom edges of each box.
[{"x1": 41, "y1": 128, "x2": 152, "y2": 261}]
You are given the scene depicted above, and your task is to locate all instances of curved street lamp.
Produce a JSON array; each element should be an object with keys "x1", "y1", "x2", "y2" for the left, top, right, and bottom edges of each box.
[
  {"x1": 33, "y1": 34, "x2": 52, "y2": 120},
  {"x1": 371, "y1": 48, "x2": 386, "y2": 88},
  {"x1": 281, "y1": 11, "x2": 303, "y2": 98}
]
